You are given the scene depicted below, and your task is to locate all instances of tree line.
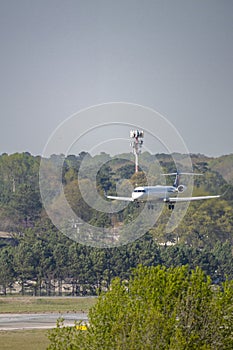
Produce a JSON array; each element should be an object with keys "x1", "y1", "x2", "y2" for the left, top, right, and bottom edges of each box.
[
  {"x1": 1, "y1": 228, "x2": 233, "y2": 296},
  {"x1": 0, "y1": 152, "x2": 233, "y2": 295}
]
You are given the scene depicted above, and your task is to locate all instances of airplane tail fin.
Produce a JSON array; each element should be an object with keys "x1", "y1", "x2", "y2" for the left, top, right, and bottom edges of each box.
[{"x1": 162, "y1": 172, "x2": 203, "y2": 188}]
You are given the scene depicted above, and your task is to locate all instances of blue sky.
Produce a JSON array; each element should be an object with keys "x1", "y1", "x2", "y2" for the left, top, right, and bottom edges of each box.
[{"x1": 0, "y1": 0, "x2": 233, "y2": 156}]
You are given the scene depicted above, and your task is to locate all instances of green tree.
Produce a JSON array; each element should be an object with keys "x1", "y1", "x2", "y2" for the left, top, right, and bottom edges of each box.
[
  {"x1": 47, "y1": 265, "x2": 233, "y2": 349},
  {"x1": 213, "y1": 240, "x2": 233, "y2": 281},
  {"x1": 33, "y1": 239, "x2": 55, "y2": 296},
  {"x1": 0, "y1": 247, "x2": 15, "y2": 295},
  {"x1": 53, "y1": 243, "x2": 69, "y2": 296},
  {"x1": 14, "y1": 240, "x2": 37, "y2": 295}
]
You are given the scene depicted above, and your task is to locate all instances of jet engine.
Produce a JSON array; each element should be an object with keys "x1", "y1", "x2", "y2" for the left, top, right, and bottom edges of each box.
[{"x1": 177, "y1": 184, "x2": 187, "y2": 193}]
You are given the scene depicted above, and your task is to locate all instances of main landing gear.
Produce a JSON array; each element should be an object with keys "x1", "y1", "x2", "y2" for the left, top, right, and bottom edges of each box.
[{"x1": 168, "y1": 204, "x2": 175, "y2": 210}]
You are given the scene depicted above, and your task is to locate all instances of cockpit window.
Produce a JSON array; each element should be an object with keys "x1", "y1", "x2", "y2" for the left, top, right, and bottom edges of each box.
[{"x1": 133, "y1": 189, "x2": 146, "y2": 193}]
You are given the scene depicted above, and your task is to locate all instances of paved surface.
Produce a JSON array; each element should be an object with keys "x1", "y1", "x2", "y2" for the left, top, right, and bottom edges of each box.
[{"x1": 0, "y1": 313, "x2": 88, "y2": 330}]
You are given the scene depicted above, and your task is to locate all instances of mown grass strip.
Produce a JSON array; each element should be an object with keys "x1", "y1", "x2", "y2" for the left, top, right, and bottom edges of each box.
[
  {"x1": 0, "y1": 296, "x2": 96, "y2": 313},
  {"x1": 0, "y1": 329, "x2": 49, "y2": 350}
]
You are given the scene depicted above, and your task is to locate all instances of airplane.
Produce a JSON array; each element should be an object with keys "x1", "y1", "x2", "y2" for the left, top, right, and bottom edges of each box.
[{"x1": 106, "y1": 172, "x2": 221, "y2": 210}]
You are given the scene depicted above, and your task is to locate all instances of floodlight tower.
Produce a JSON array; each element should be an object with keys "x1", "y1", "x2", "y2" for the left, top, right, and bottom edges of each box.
[{"x1": 130, "y1": 130, "x2": 144, "y2": 173}]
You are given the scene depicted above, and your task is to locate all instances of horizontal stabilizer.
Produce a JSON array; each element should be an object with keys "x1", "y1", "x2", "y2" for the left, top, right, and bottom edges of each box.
[{"x1": 162, "y1": 172, "x2": 203, "y2": 176}]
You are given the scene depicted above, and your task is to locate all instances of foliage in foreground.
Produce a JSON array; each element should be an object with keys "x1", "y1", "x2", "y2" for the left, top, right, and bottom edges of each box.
[{"x1": 47, "y1": 265, "x2": 233, "y2": 350}]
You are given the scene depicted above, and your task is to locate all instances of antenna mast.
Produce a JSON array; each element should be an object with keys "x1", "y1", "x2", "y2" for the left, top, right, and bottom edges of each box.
[{"x1": 130, "y1": 130, "x2": 144, "y2": 173}]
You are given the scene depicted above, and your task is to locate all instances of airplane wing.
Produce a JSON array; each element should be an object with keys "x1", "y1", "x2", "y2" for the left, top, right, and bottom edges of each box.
[
  {"x1": 106, "y1": 195, "x2": 134, "y2": 202},
  {"x1": 165, "y1": 194, "x2": 221, "y2": 203}
]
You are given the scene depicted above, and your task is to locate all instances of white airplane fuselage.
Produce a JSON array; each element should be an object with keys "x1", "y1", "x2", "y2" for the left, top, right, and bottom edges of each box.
[{"x1": 132, "y1": 185, "x2": 178, "y2": 202}]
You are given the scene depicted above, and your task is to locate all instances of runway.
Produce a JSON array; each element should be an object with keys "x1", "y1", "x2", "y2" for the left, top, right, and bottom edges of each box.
[{"x1": 0, "y1": 312, "x2": 88, "y2": 330}]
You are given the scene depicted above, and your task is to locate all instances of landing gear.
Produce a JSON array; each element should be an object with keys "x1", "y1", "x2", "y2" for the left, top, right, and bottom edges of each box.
[{"x1": 168, "y1": 204, "x2": 175, "y2": 210}]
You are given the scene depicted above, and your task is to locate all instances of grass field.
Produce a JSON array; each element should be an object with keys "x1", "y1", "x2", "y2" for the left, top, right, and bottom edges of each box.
[
  {"x1": 0, "y1": 297, "x2": 96, "y2": 349},
  {"x1": 0, "y1": 296, "x2": 96, "y2": 313},
  {"x1": 0, "y1": 329, "x2": 49, "y2": 350}
]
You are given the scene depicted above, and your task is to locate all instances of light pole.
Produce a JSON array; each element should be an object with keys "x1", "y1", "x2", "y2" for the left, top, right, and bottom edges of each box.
[{"x1": 130, "y1": 130, "x2": 144, "y2": 173}]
